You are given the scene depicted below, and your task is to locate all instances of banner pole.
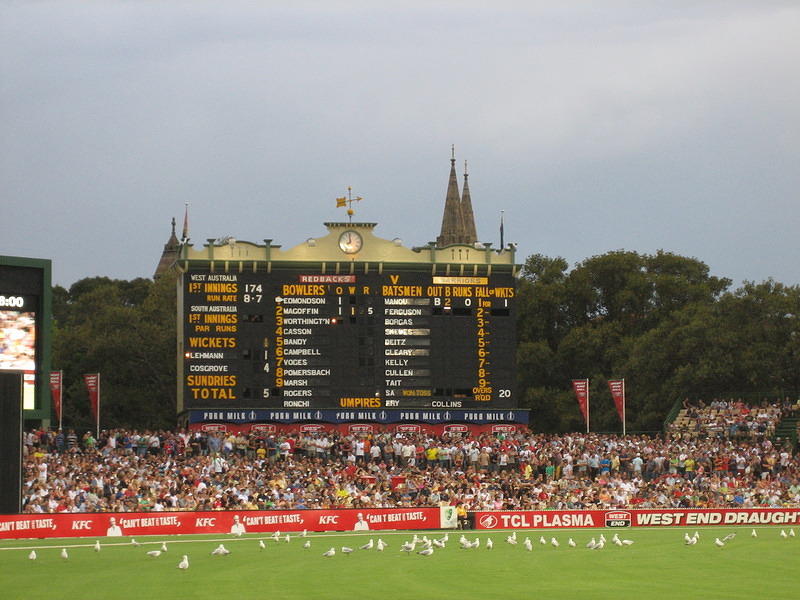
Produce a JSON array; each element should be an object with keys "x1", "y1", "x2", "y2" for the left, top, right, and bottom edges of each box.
[
  {"x1": 586, "y1": 379, "x2": 590, "y2": 434},
  {"x1": 96, "y1": 374, "x2": 101, "y2": 439},
  {"x1": 59, "y1": 370, "x2": 63, "y2": 431}
]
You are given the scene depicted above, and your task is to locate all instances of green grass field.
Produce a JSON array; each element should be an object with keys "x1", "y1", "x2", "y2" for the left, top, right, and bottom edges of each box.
[{"x1": 1, "y1": 527, "x2": 798, "y2": 600}]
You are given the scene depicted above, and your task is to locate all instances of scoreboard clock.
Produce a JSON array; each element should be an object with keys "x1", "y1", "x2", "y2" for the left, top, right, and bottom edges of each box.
[{"x1": 181, "y1": 269, "x2": 516, "y2": 410}]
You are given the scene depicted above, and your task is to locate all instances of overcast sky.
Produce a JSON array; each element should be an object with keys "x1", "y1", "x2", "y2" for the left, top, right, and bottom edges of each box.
[{"x1": 2, "y1": 1, "x2": 798, "y2": 288}]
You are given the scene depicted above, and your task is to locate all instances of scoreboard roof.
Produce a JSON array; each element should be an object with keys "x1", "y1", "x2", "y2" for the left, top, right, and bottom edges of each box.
[{"x1": 175, "y1": 222, "x2": 519, "y2": 276}]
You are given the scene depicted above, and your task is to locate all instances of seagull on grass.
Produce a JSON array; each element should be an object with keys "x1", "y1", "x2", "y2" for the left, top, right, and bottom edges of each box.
[
  {"x1": 301, "y1": 529, "x2": 308, "y2": 537},
  {"x1": 178, "y1": 555, "x2": 189, "y2": 570},
  {"x1": 146, "y1": 550, "x2": 162, "y2": 557},
  {"x1": 322, "y1": 548, "x2": 335, "y2": 557},
  {"x1": 417, "y1": 548, "x2": 434, "y2": 556},
  {"x1": 341, "y1": 547, "x2": 353, "y2": 555},
  {"x1": 401, "y1": 542, "x2": 416, "y2": 554},
  {"x1": 130, "y1": 539, "x2": 140, "y2": 547},
  {"x1": 259, "y1": 540, "x2": 266, "y2": 549},
  {"x1": 432, "y1": 539, "x2": 445, "y2": 549},
  {"x1": 586, "y1": 538, "x2": 597, "y2": 549},
  {"x1": 485, "y1": 538, "x2": 493, "y2": 550},
  {"x1": 751, "y1": 529, "x2": 757, "y2": 538},
  {"x1": 780, "y1": 529, "x2": 788, "y2": 539},
  {"x1": 568, "y1": 538, "x2": 576, "y2": 548},
  {"x1": 539, "y1": 536, "x2": 547, "y2": 545},
  {"x1": 506, "y1": 535, "x2": 518, "y2": 546},
  {"x1": 523, "y1": 538, "x2": 533, "y2": 552},
  {"x1": 211, "y1": 544, "x2": 230, "y2": 556},
  {"x1": 360, "y1": 539, "x2": 374, "y2": 550},
  {"x1": 621, "y1": 539, "x2": 634, "y2": 546},
  {"x1": 161, "y1": 542, "x2": 168, "y2": 553},
  {"x1": 284, "y1": 534, "x2": 291, "y2": 543},
  {"x1": 271, "y1": 531, "x2": 281, "y2": 541},
  {"x1": 551, "y1": 537, "x2": 560, "y2": 548},
  {"x1": 714, "y1": 538, "x2": 725, "y2": 548},
  {"x1": 28, "y1": 551, "x2": 36, "y2": 560},
  {"x1": 376, "y1": 539, "x2": 387, "y2": 551},
  {"x1": 94, "y1": 541, "x2": 101, "y2": 552},
  {"x1": 303, "y1": 540, "x2": 311, "y2": 549},
  {"x1": 594, "y1": 539, "x2": 605, "y2": 550},
  {"x1": 722, "y1": 533, "x2": 736, "y2": 542},
  {"x1": 613, "y1": 538, "x2": 623, "y2": 547},
  {"x1": 60, "y1": 548, "x2": 68, "y2": 560},
  {"x1": 790, "y1": 529, "x2": 796, "y2": 538}
]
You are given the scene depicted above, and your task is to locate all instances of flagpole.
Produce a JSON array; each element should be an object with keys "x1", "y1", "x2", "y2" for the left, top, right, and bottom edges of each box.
[
  {"x1": 622, "y1": 378, "x2": 626, "y2": 437},
  {"x1": 500, "y1": 210, "x2": 505, "y2": 249},
  {"x1": 586, "y1": 378, "x2": 590, "y2": 434}
]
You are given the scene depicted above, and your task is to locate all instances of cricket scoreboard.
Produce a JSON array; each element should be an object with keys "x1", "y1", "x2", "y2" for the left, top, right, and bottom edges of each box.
[{"x1": 177, "y1": 224, "x2": 519, "y2": 412}]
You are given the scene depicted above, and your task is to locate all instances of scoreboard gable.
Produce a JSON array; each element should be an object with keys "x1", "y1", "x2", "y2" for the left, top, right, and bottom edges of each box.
[{"x1": 179, "y1": 269, "x2": 516, "y2": 411}]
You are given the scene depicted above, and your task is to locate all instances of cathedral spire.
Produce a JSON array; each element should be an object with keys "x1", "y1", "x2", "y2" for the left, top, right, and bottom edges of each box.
[
  {"x1": 436, "y1": 147, "x2": 465, "y2": 247},
  {"x1": 154, "y1": 217, "x2": 181, "y2": 279},
  {"x1": 461, "y1": 159, "x2": 477, "y2": 244}
]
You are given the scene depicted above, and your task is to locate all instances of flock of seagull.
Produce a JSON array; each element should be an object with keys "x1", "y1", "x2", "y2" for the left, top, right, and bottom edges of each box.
[{"x1": 23, "y1": 527, "x2": 797, "y2": 568}]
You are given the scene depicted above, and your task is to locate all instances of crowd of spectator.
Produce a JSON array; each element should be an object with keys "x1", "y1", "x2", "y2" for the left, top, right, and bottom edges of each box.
[
  {"x1": 20, "y1": 413, "x2": 800, "y2": 516},
  {"x1": 668, "y1": 397, "x2": 795, "y2": 440}
]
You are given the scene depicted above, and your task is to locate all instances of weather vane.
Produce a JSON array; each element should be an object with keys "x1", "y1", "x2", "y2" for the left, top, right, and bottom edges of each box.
[{"x1": 335, "y1": 186, "x2": 363, "y2": 223}]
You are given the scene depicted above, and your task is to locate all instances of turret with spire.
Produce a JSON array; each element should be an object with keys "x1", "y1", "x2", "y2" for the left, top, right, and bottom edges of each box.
[
  {"x1": 437, "y1": 147, "x2": 478, "y2": 247},
  {"x1": 154, "y1": 217, "x2": 181, "y2": 278}
]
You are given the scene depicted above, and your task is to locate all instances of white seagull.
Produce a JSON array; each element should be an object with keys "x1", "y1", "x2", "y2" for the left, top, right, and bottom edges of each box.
[
  {"x1": 472, "y1": 538, "x2": 480, "y2": 548},
  {"x1": 211, "y1": 544, "x2": 230, "y2": 556},
  {"x1": 599, "y1": 534, "x2": 606, "y2": 543},
  {"x1": 693, "y1": 531, "x2": 700, "y2": 539},
  {"x1": 506, "y1": 535, "x2": 518, "y2": 545},
  {"x1": 586, "y1": 538, "x2": 597, "y2": 549},
  {"x1": 790, "y1": 529, "x2": 796, "y2": 537},
  {"x1": 360, "y1": 539, "x2": 374, "y2": 550},
  {"x1": 341, "y1": 547, "x2": 353, "y2": 555},
  {"x1": 417, "y1": 547, "x2": 434, "y2": 556},
  {"x1": 551, "y1": 537, "x2": 560, "y2": 548},
  {"x1": 683, "y1": 533, "x2": 692, "y2": 544},
  {"x1": 401, "y1": 542, "x2": 416, "y2": 554},
  {"x1": 621, "y1": 539, "x2": 634, "y2": 546},
  {"x1": 613, "y1": 538, "x2": 623, "y2": 547},
  {"x1": 284, "y1": 534, "x2": 291, "y2": 543},
  {"x1": 432, "y1": 539, "x2": 446, "y2": 549},
  {"x1": 722, "y1": 533, "x2": 736, "y2": 542},
  {"x1": 28, "y1": 550, "x2": 36, "y2": 560},
  {"x1": 93, "y1": 541, "x2": 101, "y2": 552},
  {"x1": 303, "y1": 540, "x2": 311, "y2": 549},
  {"x1": 524, "y1": 538, "x2": 533, "y2": 552},
  {"x1": 271, "y1": 531, "x2": 281, "y2": 541},
  {"x1": 161, "y1": 542, "x2": 168, "y2": 553},
  {"x1": 714, "y1": 538, "x2": 725, "y2": 547},
  {"x1": 146, "y1": 550, "x2": 162, "y2": 557},
  {"x1": 322, "y1": 547, "x2": 335, "y2": 557},
  {"x1": 594, "y1": 539, "x2": 605, "y2": 550},
  {"x1": 612, "y1": 533, "x2": 620, "y2": 544},
  {"x1": 178, "y1": 555, "x2": 189, "y2": 570},
  {"x1": 376, "y1": 539, "x2": 386, "y2": 551},
  {"x1": 568, "y1": 538, "x2": 576, "y2": 548},
  {"x1": 780, "y1": 529, "x2": 788, "y2": 539},
  {"x1": 485, "y1": 538, "x2": 493, "y2": 550},
  {"x1": 130, "y1": 539, "x2": 140, "y2": 547},
  {"x1": 60, "y1": 548, "x2": 68, "y2": 560},
  {"x1": 751, "y1": 529, "x2": 758, "y2": 538},
  {"x1": 300, "y1": 529, "x2": 308, "y2": 537},
  {"x1": 539, "y1": 536, "x2": 547, "y2": 545},
  {"x1": 259, "y1": 540, "x2": 266, "y2": 549}
]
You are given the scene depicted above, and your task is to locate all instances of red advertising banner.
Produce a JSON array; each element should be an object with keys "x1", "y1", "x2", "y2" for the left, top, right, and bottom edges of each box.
[
  {"x1": 608, "y1": 379, "x2": 625, "y2": 423},
  {"x1": 472, "y1": 508, "x2": 800, "y2": 530},
  {"x1": 0, "y1": 508, "x2": 443, "y2": 540},
  {"x1": 49, "y1": 371, "x2": 62, "y2": 427},
  {"x1": 571, "y1": 379, "x2": 589, "y2": 429},
  {"x1": 83, "y1": 373, "x2": 100, "y2": 434},
  {"x1": 190, "y1": 422, "x2": 527, "y2": 437}
]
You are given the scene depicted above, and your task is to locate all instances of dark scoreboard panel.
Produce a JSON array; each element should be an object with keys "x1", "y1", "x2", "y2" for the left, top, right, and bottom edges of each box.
[{"x1": 182, "y1": 270, "x2": 516, "y2": 410}]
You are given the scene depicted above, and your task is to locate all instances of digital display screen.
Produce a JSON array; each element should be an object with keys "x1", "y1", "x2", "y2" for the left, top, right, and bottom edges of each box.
[
  {"x1": 181, "y1": 270, "x2": 516, "y2": 410},
  {"x1": 0, "y1": 309, "x2": 36, "y2": 372}
]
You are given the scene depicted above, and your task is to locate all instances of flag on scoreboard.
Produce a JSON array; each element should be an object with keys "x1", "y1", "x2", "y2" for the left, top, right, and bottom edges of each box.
[
  {"x1": 571, "y1": 379, "x2": 589, "y2": 432},
  {"x1": 83, "y1": 373, "x2": 100, "y2": 436},
  {"x1": 49, "y1": 371, "x2": 63, "y2": 429}
]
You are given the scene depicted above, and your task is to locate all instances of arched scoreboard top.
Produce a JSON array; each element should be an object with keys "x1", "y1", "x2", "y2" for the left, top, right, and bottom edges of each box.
[{"x1": 176, "y1": 223, "x2": 519, "y2": 414}]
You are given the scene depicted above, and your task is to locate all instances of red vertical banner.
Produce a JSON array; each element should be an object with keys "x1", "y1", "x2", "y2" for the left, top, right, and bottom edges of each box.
[
  {"x1": 83, "y1": 373, "x2": 100, "y2": 436},
  {"x1": 608, "y1": 379, "x2": 625, "y2": 422},
  {"x1": 49, "y1": 371, "x2": 63, "y2": 428},
  {"x1": 571, "y1": 379, "x2": 589, "y2": 431}
]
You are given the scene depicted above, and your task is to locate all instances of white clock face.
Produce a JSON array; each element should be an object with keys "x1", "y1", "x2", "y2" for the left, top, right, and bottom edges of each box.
[{"x1": 338, "y1": 230, "x2": 363, "y2": 254}]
